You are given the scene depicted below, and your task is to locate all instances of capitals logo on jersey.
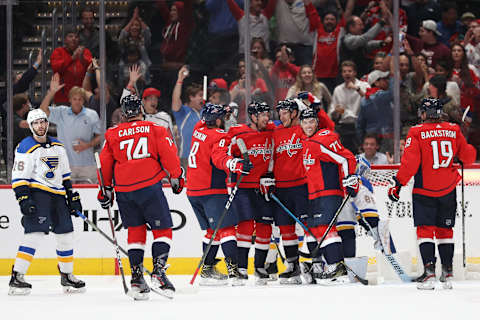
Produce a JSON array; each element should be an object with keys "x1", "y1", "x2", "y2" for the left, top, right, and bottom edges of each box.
[
  {"x1": 303, "y1": 148, "x2": 315, "y2": 169},
  {"x1": 276, "y1": 133, "x2": 303, "y2": 158},
  {"x1": 41, "y1": 156, "x2": 59, "y2": 179},
  {"x1": 248, "y1": 138, "x2": 273, "y2": 162}
]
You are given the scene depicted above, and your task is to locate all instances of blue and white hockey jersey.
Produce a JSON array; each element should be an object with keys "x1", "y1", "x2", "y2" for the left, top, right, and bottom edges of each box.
[{"x1": 12, "y1": 136, "x2": 72, "y2": 195}]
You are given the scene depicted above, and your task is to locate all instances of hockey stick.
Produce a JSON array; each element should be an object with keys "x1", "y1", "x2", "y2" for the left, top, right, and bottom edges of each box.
[
  {"x1": 357, "y1": 212, "x2": 411, "y2": 283},
  {"x1": 189, "y1": 138, "x2": 251, "y2": 285},
  {"x1": 94, "y1": 152, "x2": 134, "y2": 299},
  {"x1": 272, "y1": 194, "x2": 368, "y2": 285},
  {"x1": 460, "y1": 160, "x2": 466, "y2": 268},
  {"x1": 75, "y1": 211, "x2": 177, "y2": 297}
]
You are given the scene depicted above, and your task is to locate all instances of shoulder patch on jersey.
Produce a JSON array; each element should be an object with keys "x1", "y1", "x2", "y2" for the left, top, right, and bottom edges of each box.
[{"x1": 16, "y1": 136, "x2": 40, "y2": 154}]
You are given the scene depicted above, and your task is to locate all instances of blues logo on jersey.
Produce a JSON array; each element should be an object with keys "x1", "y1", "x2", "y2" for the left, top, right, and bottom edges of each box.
[{"x1": 41, "y1": 156, "x2": 60, "y2": 179}]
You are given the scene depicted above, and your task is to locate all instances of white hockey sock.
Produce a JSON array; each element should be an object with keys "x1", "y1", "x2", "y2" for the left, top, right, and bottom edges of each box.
[
  {"x1": 55, "y1": 232, "x2": 74, "y2": 274},
  {"x1": 14, "y1": 232, "x2": 45, "y2": 274}
]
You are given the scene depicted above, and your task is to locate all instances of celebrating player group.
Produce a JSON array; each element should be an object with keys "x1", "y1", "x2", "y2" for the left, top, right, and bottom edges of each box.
[{"x1": 8, "y1": 79, "x2": 475, "y2": 299}]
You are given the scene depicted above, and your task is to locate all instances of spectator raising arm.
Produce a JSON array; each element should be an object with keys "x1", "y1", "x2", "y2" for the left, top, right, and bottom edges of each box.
[
  {"x1": 39, "y1": 73, "x2": 65, "y2": 116},
  {"x1": 172, "y1": 65, "x2": 189, "y2": 112}
]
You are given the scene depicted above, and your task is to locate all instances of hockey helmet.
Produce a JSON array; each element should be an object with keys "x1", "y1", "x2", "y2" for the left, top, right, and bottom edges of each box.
[
  {"x1": 27, "y1": 108, "x2": 49, "y2": 137},
  {"x1": 299, "y1": 108, "x2": 317, "y2": 121},
  {"x1": 202, "y1": 103, "x2": 227, "y2": 125},
  {"x1": 419, "y1": 97, "x2": 443, "y2": 119},
  {"x1": 276, "y1": 98, "x2": 299, "y2": 113},
  {"x1": 247, "y1": 101, "x2": 271, "y2": 115},
  {"x1": 120, "y1": 94, "x2": 143, "y2": 118},
  {"x1": 355, "y1": 155, "x2": 371, "y2": 177}
]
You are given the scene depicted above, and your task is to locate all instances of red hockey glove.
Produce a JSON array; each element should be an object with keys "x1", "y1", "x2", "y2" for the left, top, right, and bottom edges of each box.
[
  {"x1": 97, "y1": 186, "x2": 114, "y2": 209},
  {"x1": 342, "y1": 174, "x2": 360, "y2": 197},
  {"x1": 388, "y1": 177, "x2": 402, "y2": 202},
  {"x1": 226, "y1": 157, "x2": 253, "y2": 175},
  {"x1": 259, "y1": 172, "x2": 275, "y2": 201},
  {"x1": 171, "y1": 167, "x2": 185, "y2": 194}
]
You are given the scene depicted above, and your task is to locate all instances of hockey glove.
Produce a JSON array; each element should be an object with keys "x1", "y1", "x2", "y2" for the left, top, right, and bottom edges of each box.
[
  {"x1": 170, "y1": 167, "x2": 185, "y2": 195},
  {"x1": 342, "y1": 174, "x2": 360, "y2": 197},
  {"x1": 18, "y1": 195, "x2": 37, "y2": 216},
  {"x1": 226, "y1": 157, "x2": 253, "y2": 175},
  {"x1": 387, "y1": 177, "x2": 402, "y2": 202},
  {"x1": 259, "y1": 172, "x2": 275, "y2": 202},
  {"x1": 97, "y1": 186, "x2": 114, "y2": 209},
  {"x1": 67, "y1": 191, "x2": 82, "y2": 217}
]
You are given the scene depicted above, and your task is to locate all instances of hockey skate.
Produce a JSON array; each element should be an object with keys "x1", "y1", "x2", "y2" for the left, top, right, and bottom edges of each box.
[
  {"x1": 300, "y1": 261, "x2": 318, "y2": 284},
  {"x1": 225, "y1": 258, "x2": 246, "y2": 286},
  {"x1": 317, "y1": 262, "x2": 349, "y2": 285},
  {"x1": 254, "y1": 267, "x2": 270, "y2": 286},
  {"x1": 8, "y1": 267, "x2": 32, "y2": 296},
  {"x1": 151, "y1": 258, "x2": 175, "y2": 299},
  {"x1": 439, "y1": 265, "x2": 453, "y2": 290},
  {"x1": 415, "y1": 262, "x2": 436, "y2": 290},
  {"x1": 58, "y1": 265, "x2": 86, "y2": 294},
  {"x1": 279, "y1": 259, "x2": 302, "y2": 285},
  {"x1": 131, "y1": 264, "x2": 150, "y2": 300},
  {"x1": 265, "y1": 261, "x2": 279, "y2": 281},
  {"x1": 200, "y1": 259, "x2": 228, "y2": 286}
]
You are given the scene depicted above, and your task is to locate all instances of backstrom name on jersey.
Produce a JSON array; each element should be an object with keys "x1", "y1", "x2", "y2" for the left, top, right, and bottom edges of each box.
[{"x1": 420, "y1": 129, "x2": 456, "y2": 140}]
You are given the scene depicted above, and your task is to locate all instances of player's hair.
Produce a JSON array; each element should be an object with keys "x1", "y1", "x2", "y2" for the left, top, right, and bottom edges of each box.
[
  {"x1": 68, "y1": 86, "x2": 87, "y2": 101},
  {"x1": 363, "y1": 133, "x2": 380, "y2": 146},
  {"x1": 341, "y1": 60, "x2": 357, "y2": 72},
  {"x1": 345, "y1": 16, "x2": 358, "y2": 34},
  {"x1": 186, "y1": 83, "x2": 203, "y2": 102},
  {"x1": 13, "y1": 93, "x2": 29, "y2": 112}
]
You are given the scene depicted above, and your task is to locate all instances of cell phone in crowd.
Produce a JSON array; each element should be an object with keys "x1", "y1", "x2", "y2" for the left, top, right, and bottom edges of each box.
[{"x1": 183, "y1": 65, "x2": 190, "y2": 76}]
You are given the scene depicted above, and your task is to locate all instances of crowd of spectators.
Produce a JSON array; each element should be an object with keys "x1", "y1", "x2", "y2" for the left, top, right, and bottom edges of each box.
[{"x1": 3, "y1": 0, "x2": 480, "y2": 182}]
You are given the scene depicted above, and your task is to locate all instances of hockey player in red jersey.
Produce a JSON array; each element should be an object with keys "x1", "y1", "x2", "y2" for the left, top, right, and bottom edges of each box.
[
  {"x1": 227, "y1": 101, "x2": 276, "y2": 284},
  {"x1": 186, "y1": 103, "x2": 252, "y2": 286},
  {"x1": 300, "y1": 108, "x2": 358, "y2": 282},
  {"x1": 388, "y1": 98, "x2": 476, "y2": 290},
  {"x1": 270, "y1": 94, "x2": 334, "y2": 284},
  {"x1": 97, "y1": 92, "x2": 183, "y2": 300}
]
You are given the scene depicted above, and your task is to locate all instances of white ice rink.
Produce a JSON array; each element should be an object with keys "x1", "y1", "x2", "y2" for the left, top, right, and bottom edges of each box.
[{"x1": 1, "y1": 275, "x2": 479, "y2": 320}]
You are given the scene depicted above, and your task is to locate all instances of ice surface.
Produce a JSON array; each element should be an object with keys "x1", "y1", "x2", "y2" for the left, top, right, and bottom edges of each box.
[{"x1": 1, "y1": 275, "x2": 479, "y2": 320}]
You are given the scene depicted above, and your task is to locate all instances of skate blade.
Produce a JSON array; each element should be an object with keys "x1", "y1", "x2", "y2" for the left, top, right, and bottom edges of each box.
[
  {"x1": 279, "y1": 276, "x2": 302, "y2": 285},
  {"x1": 440, "y1": 281, "x2": 453, "y2": 290},
  {"x1": 255, "y1": 278, "x2": 268, "y2": 286},
  {"x1": 151, "y1": 287, "x2": 174, "y2": 299},
  {"x1": 199, "y1": 278, "x2": 229, "y2": 286},
  {"x1": 318, "y1": 275, "x2": 350, "y2": 286},
  {"x1": 8, "y1": 287, "x2": 31, "y2": 296},
  {"x1": 268, "y1": 274, "x2": 278, "y2": 281},
  {"x1": 416, "y1": 281, "x2": 436, "y2": 290},
  {"x1": 230, "y1": 278, "x2": 247, "y2": 286},
  {"x1": 130, "y1": 288, "x2": 150, "y2": 300},
  {"x1": 62, "y1": 286, "x2": 86, "y2": 294}
]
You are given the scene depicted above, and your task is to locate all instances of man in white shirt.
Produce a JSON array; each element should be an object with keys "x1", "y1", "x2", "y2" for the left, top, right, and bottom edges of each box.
[
  {"x1": 142, "y1": 87, "x2": 175, "y2": 139},
  {"x1": 357, "y1": 133, "x2": 389, "y2": 165},
  {"x1": 328, "y1": 60, "x2": 370, "y2": 153}
]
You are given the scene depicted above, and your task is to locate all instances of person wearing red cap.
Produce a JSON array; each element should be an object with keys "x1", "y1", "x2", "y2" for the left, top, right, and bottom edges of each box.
[{"x1": 142, "y1": 87, "x2": 174, "y2": 139}]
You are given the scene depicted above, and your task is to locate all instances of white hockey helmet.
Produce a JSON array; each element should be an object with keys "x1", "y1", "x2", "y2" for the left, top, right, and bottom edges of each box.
[{"x1": 27, "y1": 108, "x2": 49, "y2": 137}]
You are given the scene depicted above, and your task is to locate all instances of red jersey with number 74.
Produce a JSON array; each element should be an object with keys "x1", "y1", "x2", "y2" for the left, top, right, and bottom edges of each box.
[
  {"x1": 99, "y1": 120, "x2": 182, "y2": 192},
  {"x1": 396, "y1": 122, "x2": 476, "y2": 197}
]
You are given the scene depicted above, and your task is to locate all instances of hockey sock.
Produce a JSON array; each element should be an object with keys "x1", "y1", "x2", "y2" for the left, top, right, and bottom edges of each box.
[
  {"x1": 338, "y1": 229, "x2": 356, "y2": 258},
  {"x1": 308, "y1": 225, "x2": 342, "y2": 263},
  {"x1": 13, "y1": 232, "x2": 45, "y2": 274},
  {"x1": 436, "y1": 227, "x2": 454, "y2": 268},
  {"x1": 219, "y1": 227, "x2": 237, "y2": 264},
  {"x1": 152, "y1": 228, "x2": 172, "y2": 267},
  {"x1": 254, "y1": 223, "x2": 272, "y2": 268},
  {"x1": 358, "y1": 216, "x2": 379, "y2": 230},
  {"x1": 202, "y1": 228, "x2": 220, "y2": 265},
  {"x1": 417, "y1": 226, "x2": 436, "y2": 265},
  {"x1": 237, "y1": 220, "x2": 254, "y2": 269},
  {"x1": 128, "y1": 225, "x2": 147, "y2": 266},
  {"x1": 55, "y1": 232, "x2": 74, "y2": 274},
  {"x1": 306, "y1": 240, "x2": 323, "y2": 262},
  {"x1": 279, "y1": 225, "x2": 299, "y2": 260}
]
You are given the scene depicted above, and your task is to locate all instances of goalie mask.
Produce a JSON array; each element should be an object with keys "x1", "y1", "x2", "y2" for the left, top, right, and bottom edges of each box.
[
  {"x1": 27, "y1": 109, "x2": 49, "y2": 138},
  {"x1": 121, "y1": 94, "x2": 143, "y2": 119}
]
